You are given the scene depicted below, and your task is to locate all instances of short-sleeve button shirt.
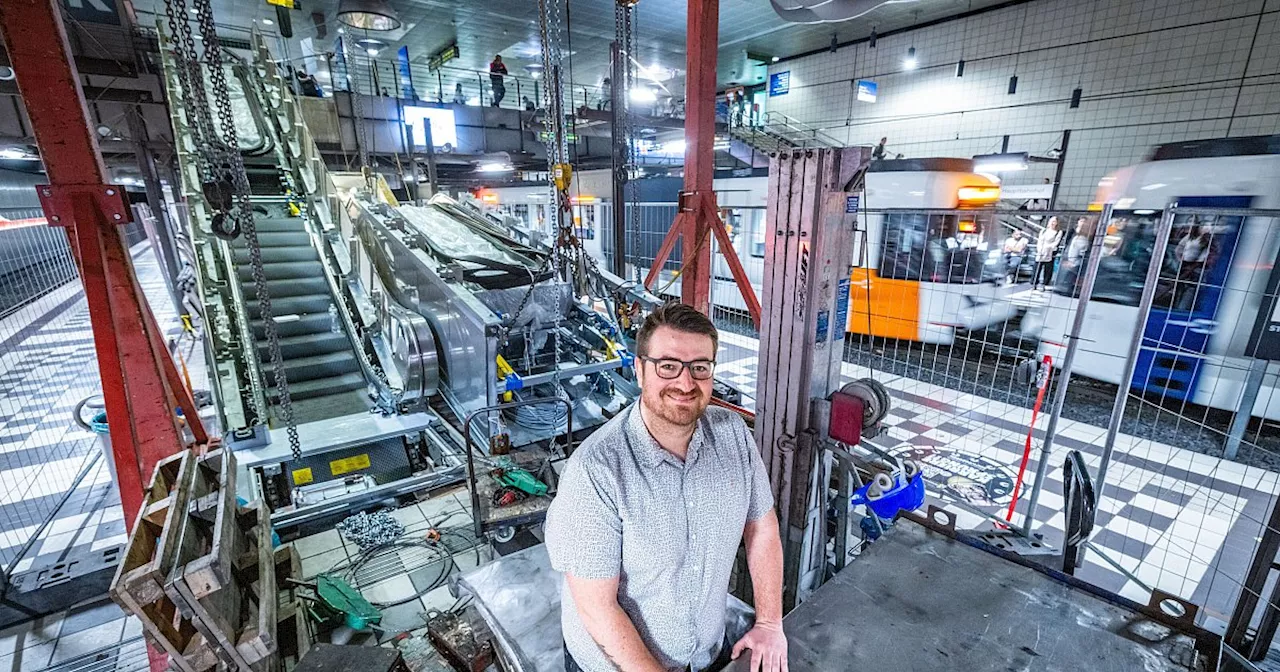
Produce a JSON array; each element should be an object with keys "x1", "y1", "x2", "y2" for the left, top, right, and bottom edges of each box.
[{"x1": 545, "y1": 403, "x2": 774, "y2": 672}]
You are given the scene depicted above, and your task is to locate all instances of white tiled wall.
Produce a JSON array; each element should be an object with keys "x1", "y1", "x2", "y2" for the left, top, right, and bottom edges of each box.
[{"x1": 765, "y1": 0, "x2": 1280, "y2": 206}]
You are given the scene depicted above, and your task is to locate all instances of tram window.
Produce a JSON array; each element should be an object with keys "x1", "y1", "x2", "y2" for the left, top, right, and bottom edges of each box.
[
  {"x1": 879, "y1": 213, "x2": 992, "y2": 283},
  {"x1": 1058, "y1": 215, "x2": 1154, "y2": 303},
  {"x1": 1153, "y1": 214, "x2": 1239, "y2": 314}
]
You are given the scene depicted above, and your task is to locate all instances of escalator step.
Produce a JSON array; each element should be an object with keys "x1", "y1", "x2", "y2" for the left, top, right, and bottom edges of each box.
[
  {"x1": 251, "y1": 313, "x2": 331, "y2": 338},
  {"x1": 262, "y1": 350, "x2": 362, "y2": 383},
  {"x1": 231, "y1": 231, "x2": 312, "y2": 248},
  {"x1": 242, "y1": 277, "x2": 331, "y2": 299},
  {"x1": 237, "y1": 260, "x2": 324, "y2": 281},
  {"x1": 257, "y1": 331, "x2": 350, "y2": 360},
  {"x1": 252, "y1": 218, "x2": 308, "y2": 233},
  {"x1": 267, "y1": 371, "x2": 367, "y2": 401},
  {"x1": 232, "y1": 245, "x2": 318, "y2": 265},
  {"x1": 244, "y1": 294, "x2": 333, "y2": 319}
]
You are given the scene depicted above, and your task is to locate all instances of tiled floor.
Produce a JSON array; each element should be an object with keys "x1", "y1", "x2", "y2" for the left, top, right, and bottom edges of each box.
[
  {"x1": 714, "y1": 329, "x2": 1280, "y2": 629},
  {"x1": 0, "y1": 240, "x2": 181, "y2": 576},
  {"x1": 292, "y1": 486, "x2": 492, "y2": 640}
]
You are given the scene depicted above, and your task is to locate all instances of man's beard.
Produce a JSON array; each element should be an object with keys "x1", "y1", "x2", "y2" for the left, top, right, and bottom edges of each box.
[{"x1": 641, "y1": 385, "x2": 709, "y2": 428}]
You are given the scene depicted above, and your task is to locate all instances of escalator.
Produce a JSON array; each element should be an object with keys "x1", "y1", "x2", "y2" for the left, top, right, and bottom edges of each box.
[{"x1": 231, "y1": 206, "x2": 371, "y2": 425}]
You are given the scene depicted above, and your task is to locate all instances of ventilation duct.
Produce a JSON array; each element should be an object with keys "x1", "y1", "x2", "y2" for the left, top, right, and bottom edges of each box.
[{"x1": 770, "y1": 0, "x2": 923, "y2": 24}]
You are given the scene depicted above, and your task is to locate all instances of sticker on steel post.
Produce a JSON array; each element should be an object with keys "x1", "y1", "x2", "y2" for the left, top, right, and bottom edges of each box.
[{"x1": 834, "y1": 278, "x2": 851, "y2": 341}]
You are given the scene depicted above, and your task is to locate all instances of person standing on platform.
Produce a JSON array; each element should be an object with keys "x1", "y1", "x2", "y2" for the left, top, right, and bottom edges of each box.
[
  {"x1": 489, "y1": 54, "x2": 508, "y2": 107},
  {"x1": 1034, "y1": 217, "x2": 1064, "y2": 291},
  {"x1": 1003, "y1": 230, "x2": 1028, "y2": 284}
]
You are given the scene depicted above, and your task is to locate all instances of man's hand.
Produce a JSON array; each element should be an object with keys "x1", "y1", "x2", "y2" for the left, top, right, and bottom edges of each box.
[{"x1": 731, "y1": 621, "x2": 788, "y2": 672}]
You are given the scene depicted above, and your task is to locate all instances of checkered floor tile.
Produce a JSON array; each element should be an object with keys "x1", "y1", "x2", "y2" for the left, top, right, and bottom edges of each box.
[
  {"x1": 715, "y1": 330, "x2": 1279, "y2": 624},
  {"x1": 0, "y1": 241, "x2": 184, "y2": 577}
]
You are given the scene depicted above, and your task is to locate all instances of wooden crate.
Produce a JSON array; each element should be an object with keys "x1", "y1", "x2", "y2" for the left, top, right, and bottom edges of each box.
[
  {"x1": 108, "y1": 450, "x2": 219, "y2": 672},
  {"x1": 165, "y1": 449, "x2": 259, "y2": 669}
]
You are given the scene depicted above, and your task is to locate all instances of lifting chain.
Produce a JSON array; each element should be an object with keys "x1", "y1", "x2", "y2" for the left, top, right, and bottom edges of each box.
[
  {"x1": 165, "y1": 0, "x2": 302, "y2": 461},
  {"x1": 614, "y1": 1, "x2": 642, "y2": 280}
]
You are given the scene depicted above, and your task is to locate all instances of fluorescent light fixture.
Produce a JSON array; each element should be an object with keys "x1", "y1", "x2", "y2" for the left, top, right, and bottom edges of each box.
[
  {"x1": 972, "y1": 152, "x2": 1029, "y2": 173},
  {"x1": 0, "y1": 148, "x2": 35, "y2": 160},
  {"x1": 1134, "y1": 209, "x2": 1156, "y2": 215},
  {"x1": 629, "y1": 87, "x2": 657, "y2": 103},
  {"x1": 1140, "y1": 182, "x2": 1166, "y2": 191},
  {"x1": 771, "y1": 56, "x2": 780, "y2": 63},
  {"x1": 903, "y1": 47, "x2": 917, "y2": 70},
  {"x1": 262, "y1": 18, "x2": 273, "y2": 25},
  {"x1": 478, "y1": 162, "x2": 513, "y2": 173}
]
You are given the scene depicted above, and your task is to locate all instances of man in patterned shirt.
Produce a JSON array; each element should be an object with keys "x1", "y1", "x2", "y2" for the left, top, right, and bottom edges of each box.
[{"x1": 545, "y1": 302, "x2": 788, "y2": 672}]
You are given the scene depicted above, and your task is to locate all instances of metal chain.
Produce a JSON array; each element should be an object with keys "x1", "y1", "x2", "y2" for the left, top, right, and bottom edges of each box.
[
  {"x1": 344, "y1": 34, "x2": 370, "y2": 169},
  {"x1": 187, "y1": 0, "x2": 303, "y2": 461}
]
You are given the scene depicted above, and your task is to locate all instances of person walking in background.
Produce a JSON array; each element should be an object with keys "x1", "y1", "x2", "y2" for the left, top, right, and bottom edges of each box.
[
  {"x1": 872, "y1": 136, "x2": 888, "y2": 160},
  {"x1": 1034, "y1": 217, "x2": 1064, "y2": 291},
  {"x1": 453, "y1": 83, "x2": 467, "y2": 106},
  {"x1": 489, "y1": 54, "x2": 508, "y2": 107}
]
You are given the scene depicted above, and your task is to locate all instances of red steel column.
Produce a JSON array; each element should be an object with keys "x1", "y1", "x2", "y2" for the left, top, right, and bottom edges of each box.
[
  {"x1": 0, "y1": 0, "x2": 200, "y2": 529},
  {"x1": 679, "y1": 0, "x2": 719, "y2": 314}
]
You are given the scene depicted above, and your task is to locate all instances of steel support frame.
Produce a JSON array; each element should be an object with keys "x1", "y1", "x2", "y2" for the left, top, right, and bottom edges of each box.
[
  {"x1": 0, "y1": 0, "x2": 205, "y2": 530},
  {"x1": 755, "y1": 147, "x2": 869, "y2": 608},
  {"x1": 642, "y1": 0, "x2": 761, "y2": 327}
]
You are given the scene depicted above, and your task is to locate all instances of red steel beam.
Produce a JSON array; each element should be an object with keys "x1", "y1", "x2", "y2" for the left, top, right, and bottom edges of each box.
[
  {"x1": 679, "y1": 0, "x2": 718, "y2": 314},
  {"x1": 0, "y1": 0, "x2": 201, "y2": 532}
]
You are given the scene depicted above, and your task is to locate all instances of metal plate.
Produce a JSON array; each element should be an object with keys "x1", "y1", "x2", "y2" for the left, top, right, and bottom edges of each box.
[{"x1": 720, "y1": 516, "x2": 1218, "y2": 671}]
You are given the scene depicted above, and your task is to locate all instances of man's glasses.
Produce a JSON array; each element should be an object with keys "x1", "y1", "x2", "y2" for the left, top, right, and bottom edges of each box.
[{"x1": 639, "y1": 356, "x2": 716, "y2": 380}]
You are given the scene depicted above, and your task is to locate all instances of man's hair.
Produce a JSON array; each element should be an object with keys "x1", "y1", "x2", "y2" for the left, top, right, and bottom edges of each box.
[{"x1": 636, "y1": 302, "x2": 718, "y2": 357}]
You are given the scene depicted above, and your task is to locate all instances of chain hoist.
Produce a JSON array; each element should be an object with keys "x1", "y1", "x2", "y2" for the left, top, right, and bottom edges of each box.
[{"x1": 164, "y1": 0, "x2": 303, "y2": 461}]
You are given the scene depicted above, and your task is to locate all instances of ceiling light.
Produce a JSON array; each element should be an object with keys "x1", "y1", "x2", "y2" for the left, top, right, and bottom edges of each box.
[
  {"x1": 262, "y1": 18, "x2": 273, "y2": 25},
  {"x1": 771, "y1": 56, "x2": 780, "y2": 63},
  {"x1": 366, "y1": 47, "x2": 379, "y2": 57},
  {"x1": 629, "y1": 88, "x2": 657, "y2": 103},
  {"x1": 336, "y1": 0, "x2": 401, "y2": 31},
  {"x1": 903, "y1": 46, "x2": 917, "y2": 70},
  {"x1": 972, "y1": 152, "x2": 1029, "y2": 173},
  {"x1": 478, "y1": 162, "x2": 513, "y2": 173}
]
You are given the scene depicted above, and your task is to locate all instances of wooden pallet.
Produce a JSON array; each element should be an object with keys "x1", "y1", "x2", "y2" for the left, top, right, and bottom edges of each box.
[{"x1": 108, "y1": 450, "x2": 219, "y2": 672}]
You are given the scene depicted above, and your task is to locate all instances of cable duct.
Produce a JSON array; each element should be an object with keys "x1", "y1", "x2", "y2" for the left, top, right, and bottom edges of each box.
[{"x1": 770, "y1": 0, "x2": 922, "y2": 24}]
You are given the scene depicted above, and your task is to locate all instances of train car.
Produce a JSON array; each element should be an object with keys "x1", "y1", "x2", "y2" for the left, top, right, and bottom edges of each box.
[
  {"x1": 481, "y1": 160, "x2": 1020, "y2": 344},
  {"x1": 845, "y1": 158, "x2": 1020, "y2": 344},
  {"x1": 1021, "y1": 135, "x2": 1280, "y2": 419}
]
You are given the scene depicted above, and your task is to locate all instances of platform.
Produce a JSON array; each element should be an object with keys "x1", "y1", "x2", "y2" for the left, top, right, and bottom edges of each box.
[
  {"x1": 0, "y1": 240, "x2": 183, "y2": 578},
  {"x1": 713, "y1": 329, "x2": 1280, "y2": 630}
]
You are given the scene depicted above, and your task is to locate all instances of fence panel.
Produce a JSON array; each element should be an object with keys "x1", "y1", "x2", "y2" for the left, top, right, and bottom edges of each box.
[{"x1": 1073, "y1": 207, "x2": 1280, "y2": 664}]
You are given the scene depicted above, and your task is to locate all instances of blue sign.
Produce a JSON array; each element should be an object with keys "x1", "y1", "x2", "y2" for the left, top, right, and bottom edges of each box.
[
  {"x1": 815, "y1": 310, "x2": 830, "y2": 343},
  {"x1": 845, "y1": 195, "x2": 860, "y2": 213},
  {"x1": 769, "y1": 71, "x2": 790, "y2": 97},
  {"x1": 397, "y1": 46, "x2": 417, "y2": 100},
  {"x1": 856, "y1": 79, "x2": 878, "y2": 103}
]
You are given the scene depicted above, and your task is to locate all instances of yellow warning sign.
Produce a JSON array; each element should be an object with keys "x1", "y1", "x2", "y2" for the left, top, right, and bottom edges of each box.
[
  {"x1": 291, "y1": 467, "x2": 314, "y2": 485},
  {"x1": 330, "y1": 453, "x2": 372, "y2": 476}
]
